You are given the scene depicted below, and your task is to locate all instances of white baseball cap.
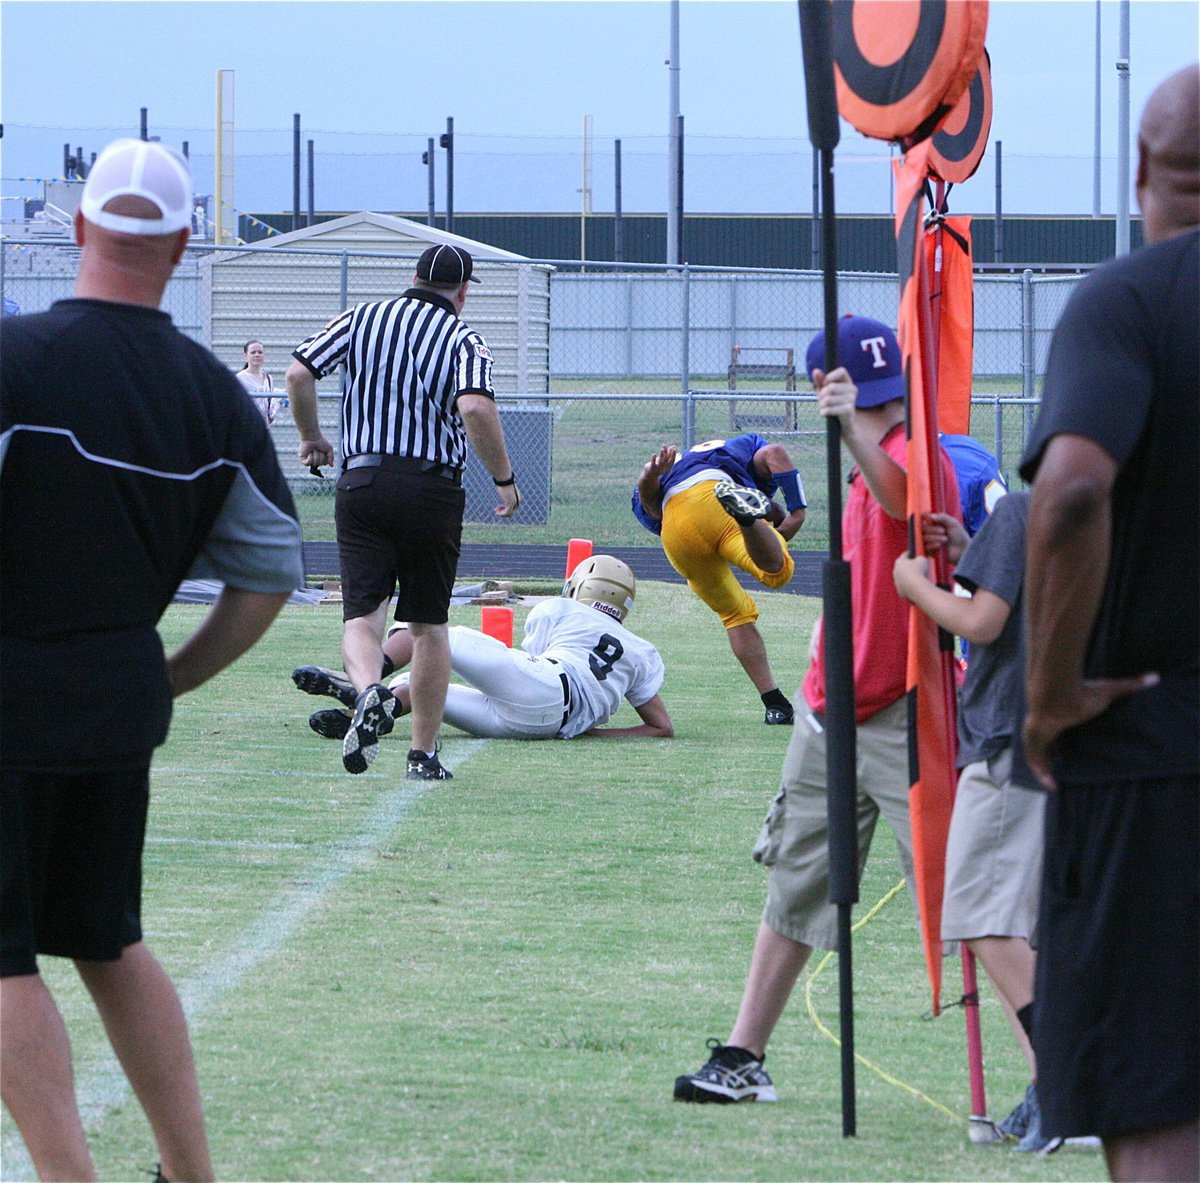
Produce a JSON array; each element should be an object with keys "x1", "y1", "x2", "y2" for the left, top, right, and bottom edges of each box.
[{"x1": 79, "y1": 138, "x2": 193, "y2": 236}]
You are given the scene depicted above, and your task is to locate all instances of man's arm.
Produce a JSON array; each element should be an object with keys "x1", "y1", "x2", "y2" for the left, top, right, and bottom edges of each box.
[
  {"x1": 812, "y1": 367, "x2": 907, "y2": 518},
  {"x1": 583, "y1": 693, "x2": 674, "y2": 739},
  {"x1": 458, "y1": 392, "x2": 520, "y2": 517},
  {"x1": 1023, "y1": 433, "x2": 1157, "y2": 787},
  {"x1": 167, "y1": 586, "x2": 292, "y2": 696},
  {"x1": 286, "y1": 360, "x2": 334, "y2": 470}
]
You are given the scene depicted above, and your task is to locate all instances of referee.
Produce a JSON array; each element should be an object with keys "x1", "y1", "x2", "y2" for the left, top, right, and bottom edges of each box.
[{"x1": 287, "y1": 243, "x2": 520, "y2": 782}]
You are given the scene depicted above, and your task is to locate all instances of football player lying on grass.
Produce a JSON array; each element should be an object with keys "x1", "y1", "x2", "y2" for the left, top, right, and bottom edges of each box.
[{"x1": 294, "y1": 555, "x2": 673, "y2": 742}]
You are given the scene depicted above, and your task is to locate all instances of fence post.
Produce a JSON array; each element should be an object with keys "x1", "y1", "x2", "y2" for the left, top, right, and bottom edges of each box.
[
  {"x1": 339, "y1": 251, "x2": 349, "y2": 313},
  {"x1": 994, "y1": 394, "x2": 1005, "y2": 475},
  {"x1": 1021, "y1": 269, "x2": 1035, "y2": 446},
  {"x1": 0, "y1": 239, "x2": 6, "y2": 314},
  {"x1": 680, "y1": 264, "x2": 693, "y2": 449},
  {"x1": 625, "y1": 274, "x2": 634, "y2": 380}
]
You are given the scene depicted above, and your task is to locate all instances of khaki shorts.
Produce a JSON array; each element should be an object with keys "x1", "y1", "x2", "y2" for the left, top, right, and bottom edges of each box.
[
  {"x1": 940, "y1": 749, "x2": 1044, "y2": 944},
  {"x1": 754, "y1": 697, "x2": 915, "y2": 949}
]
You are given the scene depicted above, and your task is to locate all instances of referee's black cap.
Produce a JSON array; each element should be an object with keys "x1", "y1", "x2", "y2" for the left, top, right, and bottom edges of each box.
[{"x1": 416, "y1": 244, "x2": 480, "y2": 286}]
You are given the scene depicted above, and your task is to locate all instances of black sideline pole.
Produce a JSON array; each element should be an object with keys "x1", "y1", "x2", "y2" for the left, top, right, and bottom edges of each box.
[{"x1": 798, "y1": 0, "x2": 858, "y2": 1138}]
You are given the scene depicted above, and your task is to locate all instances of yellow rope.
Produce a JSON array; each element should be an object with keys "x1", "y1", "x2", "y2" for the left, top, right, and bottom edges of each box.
[{"x1": 802, "y1": 879, "x2": 964, "y2": 1125}]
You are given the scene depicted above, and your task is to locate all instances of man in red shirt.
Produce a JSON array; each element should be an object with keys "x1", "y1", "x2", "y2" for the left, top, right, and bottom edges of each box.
[{"x1": 674, "y1": 315, "x2": 962, "y2": 1103}]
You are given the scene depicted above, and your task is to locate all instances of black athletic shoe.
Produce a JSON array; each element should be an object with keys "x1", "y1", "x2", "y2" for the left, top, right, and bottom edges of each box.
[
  {"x1": 342, "y1": 684, "x2": 395, "y2": 774},
  {"x1": 406, "y1": 749, "x2": 453, "y2": 781},
  {"x1": 673, "y1": 1039, "x2": 777, "y2": 1103},
  {"x1": 714, "y1": 480, "x2": 771, "y2": 525},
  {"x1": 292, "y1": 664, "x2": 357, "y2": 709},
  {"x1": 764, "y1": 704, "x2": 795, "y2": 725},
  {"x1": 310, "y1": 708, "x2": 351, "y2": 740}
]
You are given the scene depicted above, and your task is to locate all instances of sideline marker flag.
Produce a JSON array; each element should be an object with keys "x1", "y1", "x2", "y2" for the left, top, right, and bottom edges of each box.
[{"x1": 895, "y1": 140, "x2": 959, "y2": 1017}]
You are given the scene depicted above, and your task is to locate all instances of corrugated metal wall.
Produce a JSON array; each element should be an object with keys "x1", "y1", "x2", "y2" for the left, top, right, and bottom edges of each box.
[{"x1": 245, "y1": 212, "x2": 1143, "y2": 269}]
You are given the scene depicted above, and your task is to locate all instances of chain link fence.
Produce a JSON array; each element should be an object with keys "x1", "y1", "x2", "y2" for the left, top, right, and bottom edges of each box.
[{"x1": 1, "y1": 239, "x2": 1082, "y2": 552}]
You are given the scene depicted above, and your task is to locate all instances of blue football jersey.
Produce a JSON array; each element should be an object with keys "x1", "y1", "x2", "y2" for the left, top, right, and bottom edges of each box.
[{"x1": 632, "y1": 434, "x2": 772, "y2": 535}]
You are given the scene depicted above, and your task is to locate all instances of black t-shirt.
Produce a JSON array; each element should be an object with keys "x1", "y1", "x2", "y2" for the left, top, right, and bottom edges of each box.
[
  {"x1": 1020, "y1": 230, "x2": 1199, "y2": 781},
  {"x1": 1, "y1": 299, "x2": 304, "y2": 769}
]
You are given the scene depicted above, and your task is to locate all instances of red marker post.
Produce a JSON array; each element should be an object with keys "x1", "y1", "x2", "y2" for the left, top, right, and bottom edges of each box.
[{"x1": 480, "y1": 605, "x2": 514, "y2": 648}]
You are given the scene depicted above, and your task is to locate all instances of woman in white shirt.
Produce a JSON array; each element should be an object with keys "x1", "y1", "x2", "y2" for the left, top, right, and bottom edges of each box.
[{"x1": 235, "y1": 339, "x2": 277, "y2": 426}]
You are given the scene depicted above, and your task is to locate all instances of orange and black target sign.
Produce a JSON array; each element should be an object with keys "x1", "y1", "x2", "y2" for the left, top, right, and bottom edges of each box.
[
  {"x1": 928, "y1": 50, "x2": 993, "y2": 183},
  {"x1": 833, "y1": 0, "x2": 988, "y2": 145}
]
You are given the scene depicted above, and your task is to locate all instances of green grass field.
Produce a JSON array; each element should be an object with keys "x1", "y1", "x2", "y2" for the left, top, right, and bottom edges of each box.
[
  {"x1": 293, "y1": 385, "x2": 1035, "y2": 550},
  {"x1": 4, "y1": 587, "x2": 1104, "y2": 1182}
]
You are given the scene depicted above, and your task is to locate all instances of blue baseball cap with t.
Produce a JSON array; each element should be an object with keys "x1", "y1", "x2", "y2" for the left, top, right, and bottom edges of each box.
[{"x1": 806, "y1": 314, "x2": 906, "y2": 409}]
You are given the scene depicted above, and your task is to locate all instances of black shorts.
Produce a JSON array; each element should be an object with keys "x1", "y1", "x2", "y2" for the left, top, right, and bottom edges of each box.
[
  {"x1": 1, "y1": 764, "x2": 150, "y2": 976},
  {"x1": 334, "y1": 467, "x2": 464, "y2": 625},
  {"x1": 1034, "y1": 774, "x2": 1199, "y2": 1138}
]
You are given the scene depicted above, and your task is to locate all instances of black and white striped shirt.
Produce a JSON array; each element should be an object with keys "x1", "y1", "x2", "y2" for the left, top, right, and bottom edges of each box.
[{"x1": 292, "y1": 287, "x2": 495, "y2": 468}]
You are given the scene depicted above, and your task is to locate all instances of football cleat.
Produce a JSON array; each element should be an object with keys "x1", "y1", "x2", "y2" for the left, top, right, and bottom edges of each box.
[
  {"x1": 714, "y1": 481, "x2": 771, "y2": 526},
  {"x1": 406, "y1": 749, "x2": 453, "y2": 781},
  {"x1": 309, "y1": 708, "x2": 351, "y2": 740},
  {"x1": 342, "y1": 684, "x2": 395, "y2": 775},
  {"x1": 292, "y1": 665, "x2": 357, "y2": 709}
]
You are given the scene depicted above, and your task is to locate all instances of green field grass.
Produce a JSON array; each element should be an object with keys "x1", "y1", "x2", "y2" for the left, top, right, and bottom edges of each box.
[
  {"x1": 4, "y1": 588, "x2": 1103, "y2": 1182},
  {"x1": 293, "y1": 387, "x2": 1035, "y2": 550}
]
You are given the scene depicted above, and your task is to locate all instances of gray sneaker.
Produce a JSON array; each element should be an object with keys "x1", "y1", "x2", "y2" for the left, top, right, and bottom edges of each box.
[
  {"x1": 714, "y1": 480, "x2": 771, "y2": 526},
  {"x1": 998, "y1": 1081, "x2": 1036, "y2": 1139},
  {"x1": 1014, "y1": 1084, "x2": 1050, "y2": 1153},
  {"x1": 674, "y1": 1039, "x2": 777, "y2": 1103}
]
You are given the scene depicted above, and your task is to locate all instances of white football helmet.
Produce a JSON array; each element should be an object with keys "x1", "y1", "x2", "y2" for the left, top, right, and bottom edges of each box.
[{"x1": 565, "y1": 554, "x2": 636, "y2": 622}]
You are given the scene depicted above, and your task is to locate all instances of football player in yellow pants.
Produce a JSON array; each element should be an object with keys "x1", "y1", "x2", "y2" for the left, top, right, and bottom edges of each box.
[{"x1": 633, "y1": 434, "x2": 806, "y2": 724}]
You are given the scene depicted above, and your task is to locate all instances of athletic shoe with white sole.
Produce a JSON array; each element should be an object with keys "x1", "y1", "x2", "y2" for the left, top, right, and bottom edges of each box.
[
  {"x1": 292, "y1": 664, "x2": 357, "y2": 708},
  {"x1": 406, "y1": 749, "x2": 453, "y2": 781},
  {"x1": 673, "y1": 1039, "x2": 777, "y2": 1103},
  {"x1": 714, "y1": 480, "x2": 771, "y2": 526},
  {"x1": 342, "y1": 684, "x2": 395, "y2": 774},
  {"x1": 310, "y1": 708, "x2": 351, "y2": 740}
]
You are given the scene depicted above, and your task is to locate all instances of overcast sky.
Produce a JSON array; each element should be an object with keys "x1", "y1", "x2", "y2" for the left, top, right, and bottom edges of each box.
[{"x1": 2, "y1": 1, "x2": 1197, "y2": 216}]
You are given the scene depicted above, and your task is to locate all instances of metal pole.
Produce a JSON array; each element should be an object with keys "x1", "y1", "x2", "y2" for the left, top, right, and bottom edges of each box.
[
  {"x1": 799, "y1": 0, "x2": 856, "y2": 1136},
  {"x1": 292, "y1": 114, "x2": 302, "y2": 232},
  {"x1": 1093, "y1": 0, "x2": 1103, "y2": 216},
  {"x1": 676, "y1": 114, "x2": 685, "y2": 264},
  {"x1": 441, "y1": 117, "x2": 454, "y2": 234},
  {"x1": 182, "y1": 140, "x2": 189, "y2": 160},
  {"x1": 1115, "y1": 1, "x2": 1130, "y2": 255},
  {"x1": 63, "y1": 143, "x2": 70, "y2": 178},
  {"x1": 811, "y1": 146, "x2": 820, "y2": 268},
  {"x1": 581, "y1": 115, "x2": 591, "y2": 264},
  {"x1": 339, "y1": 251, "x2": 349, "y2": 313},
  {"x1": 614, "y1": 139, "x2": 624, "y2": 263},
  {"x1": 994, "y1": 140, "x2": 1003, "y2": 263},
  {"x1": 140, "y1": 108, "x2": 148, "y2": 140},
  {"x1": 680, "y1": 265, "x2": 692, "y2": 449},
  {"x1": 423, "y1": 138, "x2": 436, "y2": 226},
  {"x1": 667, "y1": 0, "x2": 680, "y2": 265},
  {"x1": 307, "y1": 139, "x2": 315, "y2": 226},
  {"x1": 1021, "y1": 268, "x2": 1035, "y2": 442}
]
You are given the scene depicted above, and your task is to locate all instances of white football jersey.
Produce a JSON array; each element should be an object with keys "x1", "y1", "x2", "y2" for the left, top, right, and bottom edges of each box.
[{"x1": 521, "y1": 598, "x2": 665, "y2": 738}]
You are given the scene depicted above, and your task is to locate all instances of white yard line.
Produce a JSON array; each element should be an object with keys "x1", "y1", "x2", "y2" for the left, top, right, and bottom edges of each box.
[{"x1": 1, "y1": 740, "x2": 487, "y2": 1179}]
